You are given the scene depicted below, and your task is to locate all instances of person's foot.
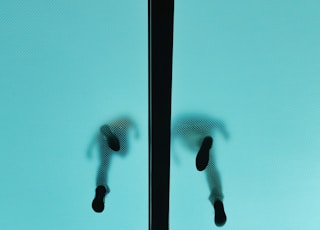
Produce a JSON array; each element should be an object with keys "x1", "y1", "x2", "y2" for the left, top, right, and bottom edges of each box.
[
  {"x1": 196, "y1": 136, "x2": 213, "y2": 171},
  {"x1": 92, "y1": 186, "x2": 107, "y2": 213},
  {"x1": 107, "y1": 133, "x2": 120, "y2": 151},
  {"x1": 214, "y1": 200, "x2": 227, "y2": 227},
  {"x1": 100, "y1": 125, "x2": 120, "y2": 151}
]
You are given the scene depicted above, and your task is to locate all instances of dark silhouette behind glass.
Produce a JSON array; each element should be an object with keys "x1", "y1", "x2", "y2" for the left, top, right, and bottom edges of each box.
[
  {"x1": 87, "y1": 116, "x2": 139, "y2": 213},
  {"x1": 171, "y1": 113, "x2": 229, "y2": 226}
]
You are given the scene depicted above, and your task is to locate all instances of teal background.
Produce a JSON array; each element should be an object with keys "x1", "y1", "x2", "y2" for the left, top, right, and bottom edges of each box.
[
  {"x1": 170, "y1": 0, "x2": 320, "y2": 229},
  {"x1": 1, "y1": 0, "x2": 320, "y2": 229},
  {"x1": 0, "y1": 0, "x2": 147, "y2": 229}
]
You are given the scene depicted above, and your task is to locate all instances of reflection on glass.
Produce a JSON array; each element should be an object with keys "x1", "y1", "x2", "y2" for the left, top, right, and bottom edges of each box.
[
  {"x1": 87, "y1": 116, "x2": 139, "y2": 213},
  {"x1": 171, "y1": 113, "x2": 229, "y2": 226}
]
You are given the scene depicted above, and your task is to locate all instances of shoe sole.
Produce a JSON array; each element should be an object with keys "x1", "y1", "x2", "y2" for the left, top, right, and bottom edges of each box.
[{"x1": 196, "y1": 136, "x2": 213, "y2": 171}]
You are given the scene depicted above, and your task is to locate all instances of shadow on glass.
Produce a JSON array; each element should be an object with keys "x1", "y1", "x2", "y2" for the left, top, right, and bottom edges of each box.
[
  {"x1": 171, "y1": 113, "x2": 229, "y2": 226},
  {"x1": 87, "y1": 116, "x2": 139, "y2": 213}
]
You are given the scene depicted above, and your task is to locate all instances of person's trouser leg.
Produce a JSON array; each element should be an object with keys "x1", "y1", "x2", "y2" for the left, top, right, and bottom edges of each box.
[
  {"x1": 196, "y1": 136, "x2": 213, "y2": 171},
  {"x1": 92, "y1": 139, "x2": 112, "y2": 213},
  {"x1": 205, "y1": 155, "x2": 226, "y2": 226}
]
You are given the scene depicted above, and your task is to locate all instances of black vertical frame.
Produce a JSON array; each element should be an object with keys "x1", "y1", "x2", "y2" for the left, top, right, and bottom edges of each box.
[{"x1": 148, "y1": 0, "x2": 174, "y2": 230}]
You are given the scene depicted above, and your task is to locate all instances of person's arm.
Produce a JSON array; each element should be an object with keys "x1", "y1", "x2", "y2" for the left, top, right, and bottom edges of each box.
[
  {"x1": 115, "y1": 117, "x2": 140, "y2": 139},
  {"x1": 86, "y1": 132, "x2": 98, "y2": 159},
  {"x1": 171, "y1": 135, "x2": 181, "y2": 165},
  {"x1": 213, "y1": 120, "x2": 230, "y2": 140},
  {"x1": 131, "y1": 120, "x2": 140, "y2": 139}
]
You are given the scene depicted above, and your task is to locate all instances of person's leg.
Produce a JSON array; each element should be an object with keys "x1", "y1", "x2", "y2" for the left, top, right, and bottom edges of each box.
[
  {"x1": 92, "y1": 185, "x2": 110, "y2": 213},
  {"x1": 92, "y1": 135, "x2": 112, "y2": 213},
  {"x1": 196, "y1": 136, "x2": 213, "y2": 171},
  {"x1": 113, "y1": 129, "x2": 129, "y2": 156},
  {"x1": 100, "y1": 125, "x2": 120, "y2": 151},
  {"x1": 205, "y1": 155, "x2": 227, "y2": 226},
  {"x1": 95, "y1": 152, "x2": 111, "y2": 192}
]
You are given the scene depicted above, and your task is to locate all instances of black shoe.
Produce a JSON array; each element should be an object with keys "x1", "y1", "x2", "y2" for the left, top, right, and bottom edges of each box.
[
  {"x1": 107, "y1": 133, "x2": 120, "y2": 151},
  {"x1": 100, "y1": 125, "x2": 120, "y2": 151},
  {"x1": 196, "y1": 136, "x2": 213, "y2": 171},
  {"x1": 214, "y1": 200, "x2": 227, "y2": 227},
  {"x1": 92, "y1": 186, "x2": 107, "y2": 213}
]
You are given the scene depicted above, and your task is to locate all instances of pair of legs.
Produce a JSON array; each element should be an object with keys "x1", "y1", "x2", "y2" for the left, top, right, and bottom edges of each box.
[
  {"x1": 197, "y1": 136, "x2": 227, "y2": 226},
  {"x1": 92, "y1": 125, "x2": 121, "y2": 213},
  {"x1": 177, "y1": 131, "x2": 226, "y2": 226},
  {"x1": 91, "y1": 118, "x2": 135, "y2": 213}
]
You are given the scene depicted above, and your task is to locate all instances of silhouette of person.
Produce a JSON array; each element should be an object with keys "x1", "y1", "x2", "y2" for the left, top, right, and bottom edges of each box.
[
  {"x1": 171, "y1": 114, "x2": 229, "y2": 226},
  {"x1": 87, "y1": 116, "x2": 139, "y2": 213}
]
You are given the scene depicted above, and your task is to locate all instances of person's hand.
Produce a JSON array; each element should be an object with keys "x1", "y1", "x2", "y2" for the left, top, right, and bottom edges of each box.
[
  {"x1": 222, "y1": 128, "x2": 230, "y2": 140},
  {"x1": 86, "y1": 149, "x2": 93, "y2": 159},
  {"x1": 134, "y1": 130, "x2": 140, "y2": 139},
  {"x1": 172, "y1": 151, "x2": 181, "y2": 165}
]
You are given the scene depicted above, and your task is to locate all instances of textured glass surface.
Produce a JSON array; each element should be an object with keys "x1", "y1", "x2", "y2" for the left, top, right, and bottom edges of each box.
[
  {"x1": 170, "y1": 0, "x2": 320, "y2": 229},
  {"x1": 0, "y1": 1, "x2": 147, "y2": 229}
]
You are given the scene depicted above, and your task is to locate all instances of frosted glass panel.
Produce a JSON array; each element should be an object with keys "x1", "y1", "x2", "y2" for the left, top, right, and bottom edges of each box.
[
  {"x1": 0, "y1": 1, "x2": 147, "y2": 229},
  {"x1": 170, "y1": 0, "x2": 320, "y2": 229}
]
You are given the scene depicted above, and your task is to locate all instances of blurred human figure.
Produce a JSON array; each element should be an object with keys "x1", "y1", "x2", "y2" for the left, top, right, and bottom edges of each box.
[
  {"x1": 171, "y1": 113, "x2": 229, "y2": 226},
  {"x1": 87, "y1": 116, "x2": 139, "y2": 213}
]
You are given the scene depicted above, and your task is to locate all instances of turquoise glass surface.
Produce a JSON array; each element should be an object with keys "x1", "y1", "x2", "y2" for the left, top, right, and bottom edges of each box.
[
  {"x1": 170, "y1": 0, "x2": 320, "y2": 229},
  {"x1": 0, "y1": 1, "x2": 147, "y2": 229}
]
